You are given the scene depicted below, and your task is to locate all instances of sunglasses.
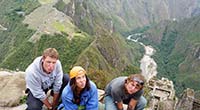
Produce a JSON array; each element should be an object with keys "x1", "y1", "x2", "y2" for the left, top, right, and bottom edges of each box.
[{"x1": 132, "y1": 77, "x2": 144, "y2": 86}]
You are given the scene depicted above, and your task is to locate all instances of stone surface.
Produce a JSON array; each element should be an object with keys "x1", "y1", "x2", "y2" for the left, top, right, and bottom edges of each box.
[
  {"x1": 0, "y1": 71, "x2": 26, "y2": 107},
  {"x1": 1, "y1": 70, "x2": 199, "y2": 110}
]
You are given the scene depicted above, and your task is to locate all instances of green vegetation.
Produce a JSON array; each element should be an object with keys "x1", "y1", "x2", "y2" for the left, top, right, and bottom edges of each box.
[
  {"x1": 54, "y1": 0, "x2": 66, "y2": 11},
  {"x1": 0, "y1": 0, "x2": 39, "y2": 65},
  {"x1": 61, "y1": 33, "x2": 94, "y2": 72},
  {"x1": 87, "y1": 69, "x2": 114, "y2": 89},
  {"x1": 19, "y1": 95, "x2": 27, "y2": 104},
  {"x1": 139, "y1": 17, "x2": 200, "y2": 96},
  {"x1": 154, "y1": 30, "x2": 179, "y2": 79},
  {"x1": 38, "y1": 0, "x2": 53, "y2": 4},
  {"x1": 0, "y1": 42, "x2": 35, "y2": 70},
  {"x1": 122, "y1": 25, "x2": 151, "y2": 38},
  {"x1": 123, "y1": 65, "x2": 141, "y2": 76},
  {"x1": 143, "y1": 27, "x2": 187, "y2": 95},
  {"x1": 0, "y1": 0, "x2": 144, "y2": 91},
  {"x1": 53, "y1": 21, "x2": 67, "y2": 32},
  {"x1": 0, "y1": 32, "x2": 94, "y2": 73},
  {"x1": 0, "y1": 0, "x2": 94, "y2": 74},
  {"x1": 75, "y1": 32, "x2": 143, "y2": 89},
  {"x1": 5, "y1": 0, "x2": 197, "y2": 95}
]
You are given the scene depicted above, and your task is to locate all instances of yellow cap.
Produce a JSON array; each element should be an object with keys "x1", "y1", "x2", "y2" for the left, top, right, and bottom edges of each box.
[{"x1": 70, "y1": 66, "x2": 86, "y2": 79}]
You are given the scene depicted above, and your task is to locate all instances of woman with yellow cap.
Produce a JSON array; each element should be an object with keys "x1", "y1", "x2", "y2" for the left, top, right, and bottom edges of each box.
[{"x1": 58, "y1": 66, "x2": 98, "y2": 110}]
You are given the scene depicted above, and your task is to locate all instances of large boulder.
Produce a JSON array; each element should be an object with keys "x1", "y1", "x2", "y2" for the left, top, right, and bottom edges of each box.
[
  {"x1": 0, "y1": 71, "x2": 26, "y2": 107},
  {"x1": 175, "y1": 88, "x2": 195, "y2": 110},
  {"x1": 0, "y1": 70, "x2": 107, "y2": 110}
]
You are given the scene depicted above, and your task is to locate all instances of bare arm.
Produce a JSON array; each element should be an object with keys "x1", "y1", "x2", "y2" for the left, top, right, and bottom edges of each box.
[
  {"x1": 52, "y1": 92, "x2": 59, "y2": 109},
  {"x1": 127, "y1": 98, "x2": 137, "y2": 110},
  {"x1": 116, "y1": 101, "x2": 124, "y2": 110},
  {"x1": 42, "y1": 98, "x2": 52, "y2": 110}
]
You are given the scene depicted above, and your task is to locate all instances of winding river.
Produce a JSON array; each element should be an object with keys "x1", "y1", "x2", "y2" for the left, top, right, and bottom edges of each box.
[{"x1": 127, "y1": 34, "x2": 157, "y2": 82}]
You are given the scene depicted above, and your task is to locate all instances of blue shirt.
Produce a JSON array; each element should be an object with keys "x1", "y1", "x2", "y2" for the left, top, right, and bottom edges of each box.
[{"x1": 58, "y1": 80, "x2": 98, "y2": 110}]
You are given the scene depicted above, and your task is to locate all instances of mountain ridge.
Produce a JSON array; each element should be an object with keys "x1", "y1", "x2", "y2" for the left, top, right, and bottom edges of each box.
[{"x1": 0, "y1": 0, "x2": 200, "y2": 101}]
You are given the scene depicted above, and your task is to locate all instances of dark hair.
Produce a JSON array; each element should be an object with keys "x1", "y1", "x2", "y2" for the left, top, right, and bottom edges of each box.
[
  {"x1": 125, "y1": 74, "x2": 146, "y2": 87},
  {"x1": 70, "y1": 75, "x2": 91, "y2": 97}
]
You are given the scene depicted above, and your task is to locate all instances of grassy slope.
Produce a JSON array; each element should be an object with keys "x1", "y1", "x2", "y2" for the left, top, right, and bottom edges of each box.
[{"x1": 0, "y1": 0, "x2": 40, "y2": 64}]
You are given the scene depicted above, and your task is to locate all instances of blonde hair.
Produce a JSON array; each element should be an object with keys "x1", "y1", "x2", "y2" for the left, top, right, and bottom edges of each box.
[{"x1": 42, "y1": 48, "x2": 59, "y2": 59}]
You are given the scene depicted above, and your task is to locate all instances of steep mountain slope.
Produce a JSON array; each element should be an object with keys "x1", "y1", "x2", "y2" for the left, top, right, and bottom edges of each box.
[
  {"x1": 55, "y1": 0, "x2": 200, "y2": 89},
  {"x1": 0, "y1": 0, "x2": 40, "y2": 64},
  {"x1": 141, "y1": 16, "x2": 200, "y2": 94},
  {"x1": 0, "y1": 0, "x2": 94, "y2": 71},
  {"x1": 0, "y1": 0, "x2": 93, "y2": 71},
  {"x1": 0, "y1": 0, "x2": 200, "y2": 90},
  {"x1": 57, "y1": 0, "x2": 199, "y2": 33},
  {"x1": 75, "y1": 31, "x2": 143, "y2": 88},
  {"x1": 175, "y1": 17, "x2": 200, "y2": 93},
  {"x1": 0, "y1": 0, "x2": 143, "y2": 89}
]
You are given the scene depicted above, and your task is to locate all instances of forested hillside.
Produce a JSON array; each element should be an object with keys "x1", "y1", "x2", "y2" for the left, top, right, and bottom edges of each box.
[
  {"x1": 0, "y1": 0, "x2": 94, "y2": 72},
  {"x1": 139, "y1": 16, "x2": 200, "y2": 95},
  {"x1": 0, "y1": 0, "x2": 200, "y2": 92},
  {"x1": 0, "y1": 0, "x2": 143, "y2": 89}
]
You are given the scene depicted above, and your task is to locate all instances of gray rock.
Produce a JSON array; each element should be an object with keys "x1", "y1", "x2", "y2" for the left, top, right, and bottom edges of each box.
[{"x1": 0, "y1": 71, "x2": 26, "y2": 107}]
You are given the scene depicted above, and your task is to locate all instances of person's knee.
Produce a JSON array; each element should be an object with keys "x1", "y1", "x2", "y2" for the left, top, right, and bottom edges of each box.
[
  {"x1": 27, "y1": 106, "x2": 42, "y2": 110},
  {"x1": 141, "y1": 97, "x2": 147, "y2": 107},
  {"x1": 26, "y1": 92, "x2": 43, "y2": 110},
  {"x1": 137, "y1": 96, "x2": 147, "y2": 108},
  {"x1": 27, "y1": 101, "x2": 43, "y2": 110},
  {"x1": 104, "y1": 96, "x2": 117, "y2": 110}
]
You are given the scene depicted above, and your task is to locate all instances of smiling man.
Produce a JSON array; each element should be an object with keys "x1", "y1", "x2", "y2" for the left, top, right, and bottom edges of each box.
[
  {"x1": 25, "y1": 48, "x2": 69, "y2": 110},
  {"x1": 104, "y1": 74, "x2": 147, "y2": 110}
]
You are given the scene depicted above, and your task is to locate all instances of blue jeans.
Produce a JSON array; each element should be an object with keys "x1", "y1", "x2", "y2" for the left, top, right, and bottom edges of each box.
[{"x1": 104, "y1": 95, "x2": 147, "y2": 110}]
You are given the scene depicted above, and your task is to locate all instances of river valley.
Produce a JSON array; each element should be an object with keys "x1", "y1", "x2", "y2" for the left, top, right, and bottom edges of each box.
[{"x1": 127, "y1": 34, "x2": 157, "y2": 82}]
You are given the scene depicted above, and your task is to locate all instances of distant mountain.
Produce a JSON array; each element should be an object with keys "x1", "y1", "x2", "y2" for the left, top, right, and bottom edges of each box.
[
  {"x1": 0, "y1": 0, "x2": 143, "y2": 89},
  {"x1": 0, "y1": 0, "x2": 200, "y2": 91},
  {"x1": 59, "y1": 0, "x2": 200, "y2": 93},
  {"x1": 57, "y1": 0, "x2": 199, "y2": 33}
]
